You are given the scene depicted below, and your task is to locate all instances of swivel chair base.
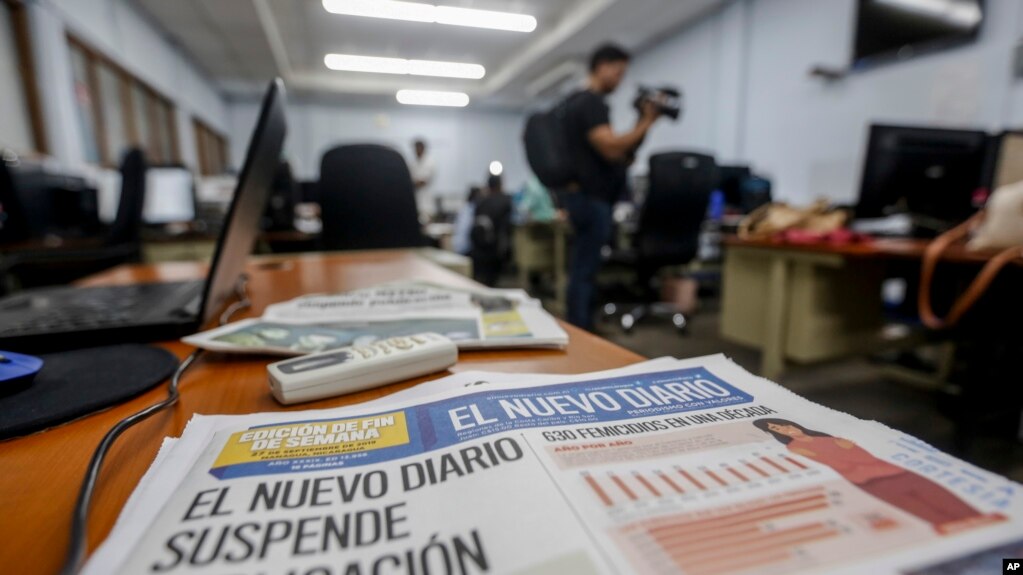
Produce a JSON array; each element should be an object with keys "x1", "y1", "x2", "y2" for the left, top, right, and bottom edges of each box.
[{"x1": 602, "y1": 302, "x2": 687, "y2": 335}]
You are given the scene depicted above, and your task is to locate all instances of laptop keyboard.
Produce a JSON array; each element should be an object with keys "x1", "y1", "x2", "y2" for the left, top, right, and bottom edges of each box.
[{"x1": 0, "y1": 281, "x2": 203, "y2": 336}]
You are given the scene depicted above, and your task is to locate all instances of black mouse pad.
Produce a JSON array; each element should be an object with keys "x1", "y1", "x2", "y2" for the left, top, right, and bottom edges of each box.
[{"x1": 0, "y1": 344, "x2": 179, "y2": 439}]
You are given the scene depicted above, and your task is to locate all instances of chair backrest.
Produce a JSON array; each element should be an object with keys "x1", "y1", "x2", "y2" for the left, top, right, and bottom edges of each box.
[
  {"x1": 319, "y1": 144, "x2": 425, "y2": 250},
  {"x1": 108, "y1": 147, "x2": 147, "y2": 245},
  {"x1": 0, "y1": 158, "x2": 30, "y2": 244},
  {"x1": 263, "y1": 160, "x2": 300, "y2": 231},
  {"x1": 636, "y1": 151, "x2": 718, "y2": 263}
]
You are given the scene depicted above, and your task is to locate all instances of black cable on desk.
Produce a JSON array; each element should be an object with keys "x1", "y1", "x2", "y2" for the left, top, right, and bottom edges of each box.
[
  {"x1": 59, "y1": 349, "x2": 203, "y2": 575},
  {"x1": 60, "y1": 276, "x2": 251, "y2": 575}
]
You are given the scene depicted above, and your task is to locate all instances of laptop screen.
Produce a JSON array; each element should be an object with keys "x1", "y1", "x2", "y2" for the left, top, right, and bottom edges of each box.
[{"x1": 198, "y1": 79, "x2": 287, "y2": 324}]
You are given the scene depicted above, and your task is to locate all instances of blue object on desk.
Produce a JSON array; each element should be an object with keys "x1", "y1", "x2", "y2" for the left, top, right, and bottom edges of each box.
[
  {"x1": 0, "y1": 350, "x2": 43, "y2": 394},
  {"x1": 708, "y1": 189, "x2": 725, "y2": 221}
]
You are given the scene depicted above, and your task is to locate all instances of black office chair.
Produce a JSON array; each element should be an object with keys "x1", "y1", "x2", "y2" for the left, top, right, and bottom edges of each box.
[
  {"x1": 0, "y1": 157, "x2": 32, "y2": 246},
  {"x1": 262, "y1": 160, "x2": 299, "y2": 231},
  {"x1": 603, "y1": 151, "x2": 718, "y2": 333},
  {"x1": 0, "y1": 158, "x2": 27, "y2": 295},
  {"x1": 3, "y1": 148, "x2": 148, "y2": 289},
  {"x1": 108, "y1": 147, "x2": 148, "y2": 250},
  {"x1": 318, "y1": 144, "x2": 427, "y2": 250}
]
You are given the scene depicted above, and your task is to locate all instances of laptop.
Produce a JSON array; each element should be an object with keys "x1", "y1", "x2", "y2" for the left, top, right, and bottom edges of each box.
[{"x1": 0, "y1": 78, "x2": 287, "y2": 353}]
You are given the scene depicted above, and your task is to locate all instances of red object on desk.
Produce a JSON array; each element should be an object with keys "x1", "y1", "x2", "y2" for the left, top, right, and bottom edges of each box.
[{"x1": 774, "y1": 228, "x2": 872, "y2": 246}]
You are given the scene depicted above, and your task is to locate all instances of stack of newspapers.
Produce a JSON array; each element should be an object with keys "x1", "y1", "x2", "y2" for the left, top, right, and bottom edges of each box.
[
  {"x1": 184, "y1": 280, "x2": 569, "y2": 354},
  {"x1": 83, "y1": 355, "x2": 1022, "y2": 574}
]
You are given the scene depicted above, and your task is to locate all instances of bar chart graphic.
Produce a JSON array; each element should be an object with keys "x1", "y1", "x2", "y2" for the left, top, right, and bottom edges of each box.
[
  {"x1": 619, "y1": 487, "x2": 840, "y2": 575},
  {"x1": 609, "y1": 481, "x2": 929, "y2": 575},
  {"x1": 582, "y1": 453, "x2": 814, "y2": 508}
]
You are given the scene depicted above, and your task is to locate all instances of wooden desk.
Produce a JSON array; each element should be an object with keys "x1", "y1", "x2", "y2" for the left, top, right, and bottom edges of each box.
[
  {"x1": 513, "y1": 220, "x2": 569, "y2": 315},
  {"x1": 721, "y1": 236, "x2": 1020, "y2": 379},
  {"x1": 723, "y1": 236, "x2": 1023, "y2": 266},
  {"x1": 0, "y1": 250, "x2": 643, "y2": 575}
]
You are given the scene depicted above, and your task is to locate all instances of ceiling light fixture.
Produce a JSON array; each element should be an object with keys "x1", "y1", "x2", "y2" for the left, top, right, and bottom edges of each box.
[
  {"x1": 322, "y1": 0, "x2": 537, "y2": 33},
  {"x1": 324, "y1": 54, "x2": 485, "y2": 79},
  {"x1": 396, "y1": 89, "x2": 470, "y2": 107},
  {"x1": 489, "y1": 161, "x2": 503, "y2": 176}
]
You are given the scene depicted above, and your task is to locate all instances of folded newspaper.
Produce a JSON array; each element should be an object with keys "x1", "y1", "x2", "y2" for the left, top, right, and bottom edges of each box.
[
  {"x1": 184, "y1": 281, "x2": 569, "y2": 354},
  {"x1": 83, "y1": 355, "x2": 1022, "y2": 575}
]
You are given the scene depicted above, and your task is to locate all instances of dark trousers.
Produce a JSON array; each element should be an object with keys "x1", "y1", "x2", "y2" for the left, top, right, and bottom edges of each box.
[
  {"x1": 563, "y1": 192, "x2": 612, "y2": 330},
  {"x1": 472, "y1": 253, "x2": 502, "y2": 287}
]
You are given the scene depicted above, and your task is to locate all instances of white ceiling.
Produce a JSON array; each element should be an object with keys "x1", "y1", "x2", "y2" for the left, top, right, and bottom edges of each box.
[{"x1": 133, "y1": 0, "x2": 725, "y2": 108}]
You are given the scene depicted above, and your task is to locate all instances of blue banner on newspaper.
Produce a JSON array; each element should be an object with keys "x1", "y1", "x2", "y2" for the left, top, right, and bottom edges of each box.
[{"x1": 210, "y1": 367, "x2": 753, "y2": 479}]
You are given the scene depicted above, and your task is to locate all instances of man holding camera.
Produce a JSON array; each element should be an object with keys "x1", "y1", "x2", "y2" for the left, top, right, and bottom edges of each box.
[{"x1": 563, "y1": 43, "x2": 663, "y2": 330}]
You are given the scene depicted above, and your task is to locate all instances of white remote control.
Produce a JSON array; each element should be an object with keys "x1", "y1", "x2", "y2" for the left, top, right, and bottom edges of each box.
[{"x1": 267, "y1": 332, "x2": 458, "y2": 405}]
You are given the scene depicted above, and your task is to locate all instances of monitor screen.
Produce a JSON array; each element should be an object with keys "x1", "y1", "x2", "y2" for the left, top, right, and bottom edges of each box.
[
  {"x1": 717, "y1": 165, "x2": 751, "y2": 208},
  {"x1": 853, "y1": 0, "x2": 984, "y2": 68},
  {"x1": 856, "y1": 124, "x2": 989, "y2": 223},
  {"x1": 144, "y1": 167, "x2": 195, "y2": 223}
]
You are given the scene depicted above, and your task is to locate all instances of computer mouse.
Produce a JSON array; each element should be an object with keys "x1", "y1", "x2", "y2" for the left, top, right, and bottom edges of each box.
[{"x1": 0, "y1": 350, "x2": 43, "y2": 396}]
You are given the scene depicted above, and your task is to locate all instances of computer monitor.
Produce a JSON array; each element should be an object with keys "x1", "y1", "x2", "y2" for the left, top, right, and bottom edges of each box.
[
  {"x1": 855, "y1": 124, "x2": 989, "y2": 225},
  {"x1": 5, "y1": 166, "x2": 100, "y2": 239},
  {"x1": 717, "y1": 165, "x2": 751, "y2": 208},
  {"x1": 144, "y1": 167, "x2": 195, "y2": 224}
]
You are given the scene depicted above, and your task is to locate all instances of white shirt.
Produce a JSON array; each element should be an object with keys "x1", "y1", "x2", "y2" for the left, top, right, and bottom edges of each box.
[{"x1": 409, "y1": 153, "x2": 436, "y2": 193}]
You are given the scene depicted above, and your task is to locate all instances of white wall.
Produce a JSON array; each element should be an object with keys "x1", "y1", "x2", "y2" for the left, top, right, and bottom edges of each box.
[
  {"x1": 228, "y1": 99, "x2": 530, "y2": 200},
  {"x1": 26, "y1": 0, "x2": 228, "y2": 170},
  {"x1": 0, "y1": 3, "x2": 35, "y2": 153},
  {"x1": 743, "y1": 0, "x2": 1021, "y2": 204},
  {"x1": 612, "y1": 0, "x2": 1023, "y2": 204},
  {"x1": 607, "y1": 0, "x2": 749, "y2": 169}
]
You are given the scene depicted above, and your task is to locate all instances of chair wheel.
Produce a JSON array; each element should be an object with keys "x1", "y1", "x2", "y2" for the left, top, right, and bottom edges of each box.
[
  {"x1": 672, "y1": 313, "x2": 687, "y2": 335},
  {"x1": 621, "y1": 313, "x2": 636, "y2": 334}
]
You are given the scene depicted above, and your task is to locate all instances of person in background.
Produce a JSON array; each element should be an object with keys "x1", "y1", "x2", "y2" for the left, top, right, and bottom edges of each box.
[
  {"x1": 453, "y1": 186, "x2": 482, "y2": 255},
  {"x1": 470, "y1": 174, "x2": 513, "y2": 287},
  {"x1": 513, "y1": 175, "x2": 560, "y2": 224},
  {"x1": 562, "y1": 43, "x2": 663, "y2": 331},
  {"x1": 409, "y1": 138, "x2": 436, "y2": 217}
]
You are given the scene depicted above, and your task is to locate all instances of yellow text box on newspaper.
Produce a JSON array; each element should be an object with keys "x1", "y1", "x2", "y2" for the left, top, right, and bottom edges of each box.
[
  {"x1": 213, "y1": 412, "x2": 409, "y2": 466},
  {"x1": 482, "y1": 310, "x2": 531, "y2": 338}
]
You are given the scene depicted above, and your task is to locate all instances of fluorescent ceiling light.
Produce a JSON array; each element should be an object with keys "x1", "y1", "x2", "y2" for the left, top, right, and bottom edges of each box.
[
  {"x1": 396, "y1": 89, "x2": 469, "y2": 107},
  {"x1": 324, "y1": 54, "x2": 485, "y2": 79},
  {"x1": 322, "y1": 0, "x2": 433, "y2": 22},
  {"x1": 433, "y1": 6, "x2": 537, "y2": 32},
  {"x1": 322, "y1": 0, "x2": 537, "y2": 32}
]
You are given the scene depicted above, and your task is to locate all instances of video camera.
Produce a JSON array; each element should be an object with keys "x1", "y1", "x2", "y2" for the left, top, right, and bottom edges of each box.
[{"x1": 633, "y1": 86, "x2": 683, "y2": 121}]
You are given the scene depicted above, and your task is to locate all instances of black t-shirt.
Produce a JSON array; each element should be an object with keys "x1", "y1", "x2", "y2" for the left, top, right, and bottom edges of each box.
[{"x1": 564, "y1": 90, "x2": 625, "y2": 203}]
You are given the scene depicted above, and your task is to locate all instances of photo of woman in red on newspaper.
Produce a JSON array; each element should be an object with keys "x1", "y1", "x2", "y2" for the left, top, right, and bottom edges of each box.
[{"x1": 753, "y1": 418, "x2": 1005, "y2": 535}]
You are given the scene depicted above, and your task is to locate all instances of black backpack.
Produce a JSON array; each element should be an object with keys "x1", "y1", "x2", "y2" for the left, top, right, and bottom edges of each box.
[
  {"x1": 470, "y1": 193, "x2": 511, "y2": 258},
  {"x1": 523, "y1": 92, "x2": 582, "y2": 188}
]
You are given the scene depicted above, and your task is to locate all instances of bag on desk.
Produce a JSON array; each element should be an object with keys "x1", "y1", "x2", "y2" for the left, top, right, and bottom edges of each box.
[
  {"x1": 737, "y1": 199, "x2": 848, "y2": 239},
  {"x1": 919, "y1": 181, "x2": 1023, "y2": 329}
]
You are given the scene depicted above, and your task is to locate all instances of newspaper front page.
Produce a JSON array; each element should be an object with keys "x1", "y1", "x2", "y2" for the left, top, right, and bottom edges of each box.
[
  {"x1": 84, "y1": 355, "x2": 1023, "y2": 575},
  {"x1": 183, "y1": 281, "x2": 568, "y2": 354}
]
